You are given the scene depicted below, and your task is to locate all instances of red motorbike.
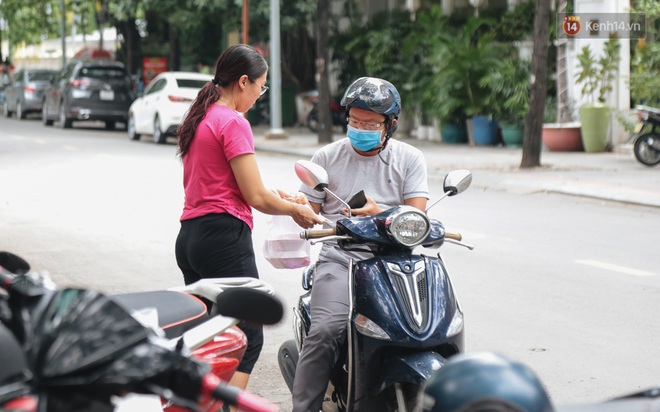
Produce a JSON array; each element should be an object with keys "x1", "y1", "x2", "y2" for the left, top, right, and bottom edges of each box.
[{"x1": 0, "y1": 251, "x2": 281, "y2": 412}]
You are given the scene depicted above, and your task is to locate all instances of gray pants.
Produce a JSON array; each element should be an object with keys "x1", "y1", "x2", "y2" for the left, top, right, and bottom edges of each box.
[{"x1": 292, "y1": 259, "x2": 350, "y2": 412}]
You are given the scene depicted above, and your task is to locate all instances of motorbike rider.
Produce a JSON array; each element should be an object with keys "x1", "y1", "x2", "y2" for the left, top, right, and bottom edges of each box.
[
  {"x1": 415, "y1": 352, "x2": 555, "y2": 412},
  {"x1": 292, "y1": 76, "x2": 430, "y2": 412}
]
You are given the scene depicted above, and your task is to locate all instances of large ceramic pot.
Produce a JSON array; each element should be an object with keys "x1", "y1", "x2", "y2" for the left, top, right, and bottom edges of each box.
[
  {"x1": 440, "y1": 121, "x2": 468, "y2": 144},
  {"x1": 500, "y1": 123, "x2": 524, "y2": 147},
  {"x1": 542, "y1": 123, "x2": 583, "y2": 151},
  {"x1": 579, "y1": 104, "x2": 611, "y2": 153},
  {"x1": 471, "y1": 115, "x2": 499, "y2": 146}
]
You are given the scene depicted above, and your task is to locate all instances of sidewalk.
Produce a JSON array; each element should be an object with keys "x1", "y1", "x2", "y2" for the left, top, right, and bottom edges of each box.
[{"x1": 253, "y1": 126, "x2": 660, "y2": 209}]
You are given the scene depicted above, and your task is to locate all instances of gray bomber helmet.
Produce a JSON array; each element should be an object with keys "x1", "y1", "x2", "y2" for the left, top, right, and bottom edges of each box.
[
  {"x1": 417, "y1": 352, "x2": 554, "y2": 412},
  {"x1": 340, "y1": 77, "x2": 401, "y2": 137}
]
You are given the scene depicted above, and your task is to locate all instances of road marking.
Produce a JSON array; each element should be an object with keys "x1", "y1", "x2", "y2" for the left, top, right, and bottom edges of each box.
[
  {"x1": 575, "y1": 259, "x2": 655, "y2": 277},
  {"x1": 34, "y1": 139, "x2": 47, "y2": 144},
  {"x1": 62, "y1": 145, "x2": 79, "y2": 151}
]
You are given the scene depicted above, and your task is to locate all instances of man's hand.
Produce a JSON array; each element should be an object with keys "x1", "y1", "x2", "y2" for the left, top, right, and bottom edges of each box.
[{"x1": 342, "y1": 195, "x2": 382, "y2": 217}]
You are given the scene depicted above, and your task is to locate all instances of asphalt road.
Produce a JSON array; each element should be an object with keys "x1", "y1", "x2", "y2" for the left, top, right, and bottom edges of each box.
[{"x1": 1, "y1": 116, "x2": 659, "y2": 410}]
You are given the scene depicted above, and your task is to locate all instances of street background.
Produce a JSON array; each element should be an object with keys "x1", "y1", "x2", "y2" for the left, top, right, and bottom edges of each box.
[{"x1": 1, "y1": 117, "x2": 659, "y2": 411}]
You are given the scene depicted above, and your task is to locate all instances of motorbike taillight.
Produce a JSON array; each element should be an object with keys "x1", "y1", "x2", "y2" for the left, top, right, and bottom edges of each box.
[{"x1": 638, "y1": 110, "x2": 649, "y2": 121}]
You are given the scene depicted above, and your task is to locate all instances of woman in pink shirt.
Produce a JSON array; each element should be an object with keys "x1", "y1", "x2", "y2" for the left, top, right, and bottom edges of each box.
[{"x1": 175, "y1": 44, "x2": 322, "y2": 395}]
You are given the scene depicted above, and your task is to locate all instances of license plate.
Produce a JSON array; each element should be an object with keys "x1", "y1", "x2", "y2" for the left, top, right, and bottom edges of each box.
[
  {"x1": 634, "y1": 123, "x2": 643, "y2": 133},
  {"x1": 100, "y1": 90, "x2": 114, "y2": 101}
]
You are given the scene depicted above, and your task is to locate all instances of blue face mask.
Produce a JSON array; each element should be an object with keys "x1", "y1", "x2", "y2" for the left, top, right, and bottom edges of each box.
[{"x1": 347, "y1": 125, "x2": 383, "y2": 152}]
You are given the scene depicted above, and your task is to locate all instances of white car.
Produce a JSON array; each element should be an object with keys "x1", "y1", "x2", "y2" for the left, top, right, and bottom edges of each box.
[{"x1": 128, "y1": 71, "x2": 212, "y2": 143}]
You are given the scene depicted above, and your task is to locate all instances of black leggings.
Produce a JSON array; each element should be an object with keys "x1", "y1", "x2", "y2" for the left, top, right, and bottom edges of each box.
[{"x1": 175, "y1": 213, "x2": 263, "y2": 374}]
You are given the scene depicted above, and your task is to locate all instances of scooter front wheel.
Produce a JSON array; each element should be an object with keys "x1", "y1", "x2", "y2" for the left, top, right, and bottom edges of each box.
[{"x1": 634, "y1": 133, "x2": 660, "y2": 166}]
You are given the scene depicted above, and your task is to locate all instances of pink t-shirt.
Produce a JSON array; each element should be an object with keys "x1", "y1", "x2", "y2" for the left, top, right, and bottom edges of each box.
[{"x1": 180, "y1": 104, "x2": 255, "y2": 229}]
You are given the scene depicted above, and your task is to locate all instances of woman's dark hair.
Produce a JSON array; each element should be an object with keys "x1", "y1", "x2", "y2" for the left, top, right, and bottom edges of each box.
[{"x1": 177, "y1": 44, "x2": 268, "y2": 158}]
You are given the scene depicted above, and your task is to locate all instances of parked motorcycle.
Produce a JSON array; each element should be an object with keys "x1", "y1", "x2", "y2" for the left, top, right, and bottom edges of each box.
[
  {"x1": 306, "y1": 96, "x2": 347, "y2": 133},
  {"x1": 415, "y1": 351, "x2": 660, "y2": 412},
  {"x1": 630, "y1": 105, "x2": 660, "y2": 166},
  {"x1": 278, "y1": 161, "x2": 474, "y2": 412},
  {"x1": 0, "y1": 251, "x2": 281, "y2": 412}
]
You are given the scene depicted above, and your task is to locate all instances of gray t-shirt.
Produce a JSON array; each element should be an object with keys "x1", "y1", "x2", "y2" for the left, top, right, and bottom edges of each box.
[{"x1": 299, "y1": 137, "x2": 429, "y2": 264}]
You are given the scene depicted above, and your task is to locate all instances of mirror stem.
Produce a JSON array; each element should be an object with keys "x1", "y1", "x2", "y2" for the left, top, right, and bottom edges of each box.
[{"x1": 324, "y1": 188, "x2": 352, "y2": 218}]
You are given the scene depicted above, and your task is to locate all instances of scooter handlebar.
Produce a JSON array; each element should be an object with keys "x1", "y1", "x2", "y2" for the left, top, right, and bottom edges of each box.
[
  {"x1": 445, "y1": 232, "x2": 462, "y2": 241},
  {"x1": 202, "y1": 374, "x2": 278, "y2": 412},
  {"x1": 300, "y1": 228, "x2": 337, "y2": 240}
]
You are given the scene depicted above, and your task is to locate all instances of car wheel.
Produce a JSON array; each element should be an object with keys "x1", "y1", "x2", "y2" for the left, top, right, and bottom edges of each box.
[
  {"x1": 42, "y1": 103, "x2": 53, "y2": 126},
  {"x1": 128, "y1": 114, "x2": 141, "y2": 141},
  {"x1": 59, "y1": 103, "x2": 72, "y2": 129},
  {"x1": 153, "y1": 116, "x2": 166, "y2": 144},
  {"x1": 17, "y1": 102, "x2": 25, "y2": 120},
  {"x1": 3, "y1": 100, "x2": 12, "y2": 118}
]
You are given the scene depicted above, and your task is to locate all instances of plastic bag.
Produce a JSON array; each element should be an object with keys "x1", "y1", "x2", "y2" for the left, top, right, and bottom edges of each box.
[{"x1": 263, "y1": 214, "x2": 311, "y2": 269}]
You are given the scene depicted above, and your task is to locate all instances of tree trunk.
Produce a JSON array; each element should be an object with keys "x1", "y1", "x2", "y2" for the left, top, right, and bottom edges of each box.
[
  {"x1": 521, "y1": 0, "x2": 551, "y2": 168},
  {"x1": 169, "y1": 24, "x2": 180, "y2": 71},
  {"x1": 316, "y1": 0, "x2": 332, "y2": 144},
  {"x1": 117, "y1": 19, "x2": 140, "y2": 76}
]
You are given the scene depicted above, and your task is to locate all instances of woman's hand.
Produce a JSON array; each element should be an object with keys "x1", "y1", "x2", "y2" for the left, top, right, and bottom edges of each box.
[
  {"x1": 277, "y1": 190, "x2": 310, "y2": 206},
  {"x1": 342, "y1": 195, "x2": 382, "y2": 217},
  {"x1": 291, "y1": 204, "x2": 324, "y2": 229}
]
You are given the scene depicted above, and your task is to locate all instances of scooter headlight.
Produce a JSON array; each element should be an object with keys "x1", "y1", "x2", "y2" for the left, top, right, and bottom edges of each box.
[
  {"x1": 385, "y1": 206, "x2": 431, "y2": 247},
  {"x1": 355, "y1": 313, "x2": 391, "y2": 340},
  {"x1": 447, "y1": 308, "x2": 464, "y2": 337}
]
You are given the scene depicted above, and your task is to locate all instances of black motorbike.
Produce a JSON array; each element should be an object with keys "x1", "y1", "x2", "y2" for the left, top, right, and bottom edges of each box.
[
  {"x1": 306, "y1": 97, "x2": 347, "y2": 133},
  {"x1": 630, "y1": 105, "x2": 660, "y2": 166}
]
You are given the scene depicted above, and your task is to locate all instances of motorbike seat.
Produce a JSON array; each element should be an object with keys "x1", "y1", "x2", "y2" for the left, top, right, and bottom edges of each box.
[{"x1": 112, "y1": 291, "x2": 209, "y2": 339}]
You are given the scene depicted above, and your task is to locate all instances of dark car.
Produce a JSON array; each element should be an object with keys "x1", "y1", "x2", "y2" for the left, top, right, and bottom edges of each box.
[
  {"x1": 42, "y1": 59, "x2": 135, "y2": 130},
  {"x1": 2, "y1": 69, "x2": 57, "y2": 120}
]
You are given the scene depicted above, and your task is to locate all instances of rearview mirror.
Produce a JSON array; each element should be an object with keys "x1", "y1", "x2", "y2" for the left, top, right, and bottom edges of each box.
[
  {"x1": 443, "y1": 170, "x2": 472, "y2": 196},
  {"x1": 295, "y1": 160, "x2": 328, "y2": 192}
]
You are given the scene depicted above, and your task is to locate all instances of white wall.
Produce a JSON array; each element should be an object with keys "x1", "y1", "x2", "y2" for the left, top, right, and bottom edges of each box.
[{"x1": 573, "y1": 0, "x2": 632, "y2": 143}]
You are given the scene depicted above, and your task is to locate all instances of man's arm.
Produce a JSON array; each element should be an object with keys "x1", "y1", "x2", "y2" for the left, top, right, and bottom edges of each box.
[{"x1": 405, "y1": 197, "x2": 427, "y2": 211}]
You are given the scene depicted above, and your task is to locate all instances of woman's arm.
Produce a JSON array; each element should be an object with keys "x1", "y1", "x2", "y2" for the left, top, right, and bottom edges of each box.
[{"x1": 230, "y1": 153, "x2": 323, "y2": 228}]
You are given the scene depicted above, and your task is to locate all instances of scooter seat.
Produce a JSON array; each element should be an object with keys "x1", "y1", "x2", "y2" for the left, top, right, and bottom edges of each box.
[{"x1": 112, "y1": 291, "x2": 209, "y2": 339}]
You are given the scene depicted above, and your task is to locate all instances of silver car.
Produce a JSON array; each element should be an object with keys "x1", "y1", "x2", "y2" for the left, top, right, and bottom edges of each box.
[{"x1": 2, "y1": 69, "x2": 57, "y2": 119}]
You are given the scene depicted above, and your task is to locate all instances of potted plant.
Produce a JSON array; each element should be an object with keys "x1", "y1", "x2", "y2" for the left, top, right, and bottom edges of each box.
[
  {"x1": 428, "y1": 17, "x2": 510, "y2": 146},
  {"x1": 575, "y1": 38, "x2": 621, "y2": 152},
  {"x1": 480, "y1": 57, "x2": 531, "y2": 147},
  {"x1": 541, "y1": 95, "x2": 583, "y2": 151}
]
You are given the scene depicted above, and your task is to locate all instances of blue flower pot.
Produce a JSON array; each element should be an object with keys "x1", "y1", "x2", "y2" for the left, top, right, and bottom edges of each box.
[
  {"x1": 471, "y1": 115, "x2": 499, "y2": 146},
  {"x1": 440, "y1": 121, "x2": 468, "y2": 144}
]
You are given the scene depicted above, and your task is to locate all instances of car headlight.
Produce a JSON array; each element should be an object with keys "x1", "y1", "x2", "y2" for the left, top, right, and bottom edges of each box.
[{"x1": 385, "y1": 206, "x2": 431, "y2": 247}]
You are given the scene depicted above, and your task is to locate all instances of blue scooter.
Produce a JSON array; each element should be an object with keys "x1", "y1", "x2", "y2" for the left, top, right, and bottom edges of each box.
[{"x1": 278, "y1": 161, "x2": 474, "y2": 412}]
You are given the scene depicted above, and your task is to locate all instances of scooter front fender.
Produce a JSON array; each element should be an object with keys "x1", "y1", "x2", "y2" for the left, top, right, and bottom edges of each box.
[{"x1": 375, "y1": 351, "x2": 446, "y2": 394}]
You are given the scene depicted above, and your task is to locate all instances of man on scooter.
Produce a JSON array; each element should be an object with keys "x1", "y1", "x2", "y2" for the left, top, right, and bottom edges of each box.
[{"x1": 292, "y1": 77, "x2": 430, "y2": 412}]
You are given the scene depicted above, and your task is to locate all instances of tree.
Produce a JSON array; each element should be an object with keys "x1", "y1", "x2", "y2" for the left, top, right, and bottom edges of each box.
[
  {"x1": 520, "y1": 0, "x2": 551, "y2": 168},
  {"x1": 0, "y1": 0, "x2": 60, "y2": 51}
]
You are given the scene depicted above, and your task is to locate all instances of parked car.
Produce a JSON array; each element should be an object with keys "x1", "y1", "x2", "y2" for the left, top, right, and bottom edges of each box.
[
  {"x1": 0, "y1": 72, "x2": 10, "y2": 104},
  {"x1": 42, "y1": 59, "x2": 135, "y2": 130},
  {"x1": 2, "y1": 68, "x2": 57, "y2": 119},
  {"x1": 127, "y1": 71, "x2": 212, "y2": 143}
]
